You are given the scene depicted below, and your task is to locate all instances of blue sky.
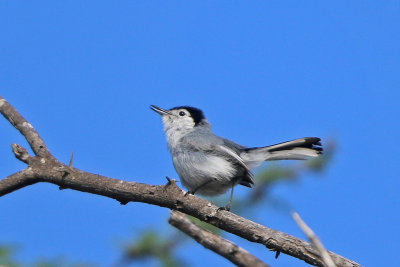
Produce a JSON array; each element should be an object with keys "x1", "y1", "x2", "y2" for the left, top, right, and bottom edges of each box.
[{"x1": 1, "y1": 1, "x2": 399, "y2": 266}]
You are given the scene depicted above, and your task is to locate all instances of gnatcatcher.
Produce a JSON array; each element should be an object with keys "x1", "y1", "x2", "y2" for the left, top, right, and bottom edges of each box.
[{"x1": 151, "y1": 105, "x2": 322, "y2": 210}]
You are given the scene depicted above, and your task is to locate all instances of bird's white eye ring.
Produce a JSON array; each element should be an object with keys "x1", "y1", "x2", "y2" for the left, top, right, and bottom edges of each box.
[{"x1": 179, "y1": 111, "x2": 186, "y2": 116}]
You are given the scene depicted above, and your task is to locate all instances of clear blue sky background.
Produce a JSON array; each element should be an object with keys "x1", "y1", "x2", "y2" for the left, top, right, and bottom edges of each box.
[{"x1": 1, "y1": 1, "x2": 399, "y2": 266}]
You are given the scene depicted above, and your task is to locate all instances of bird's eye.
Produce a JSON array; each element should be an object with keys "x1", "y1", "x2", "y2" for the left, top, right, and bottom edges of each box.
[{"x1": 179, "y1": 111, "x2": 186, "y2": 116}]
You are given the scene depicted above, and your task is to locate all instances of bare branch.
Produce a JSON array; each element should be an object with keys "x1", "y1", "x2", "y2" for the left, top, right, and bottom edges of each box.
[
  {"x1": 0, "y1": 96, "x2": 52, "y2": 158},
  {"x1": 0, "y1": 169, "x2": 38, "y2": 196},
  {"x1": 293, "y1": 212, "x2": 336, "y2": 267},
  {"x1": 169, "y1": 211, "x2": 270, "y2": 267},
  {"x1": 0, "y1": 97, "x2": 360, "y2": 267}
]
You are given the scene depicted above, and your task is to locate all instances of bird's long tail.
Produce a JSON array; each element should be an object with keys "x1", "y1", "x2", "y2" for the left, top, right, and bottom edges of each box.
[{"x1": 240, "y1": 137, "x2": 323, "y2": 168}]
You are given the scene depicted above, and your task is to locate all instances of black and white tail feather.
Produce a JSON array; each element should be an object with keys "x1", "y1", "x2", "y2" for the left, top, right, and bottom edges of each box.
[
  {"x1": 238, "y1": 137, "x2": 322, "y2": 187},
  {"x1": 241, "y1": 137, "x2": 322, "y2": 167}
]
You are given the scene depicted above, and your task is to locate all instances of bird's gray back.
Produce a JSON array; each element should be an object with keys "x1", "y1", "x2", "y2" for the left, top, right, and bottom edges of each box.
[{"x1": 179, "y1": 127, "x2": 244, "y2": 154}]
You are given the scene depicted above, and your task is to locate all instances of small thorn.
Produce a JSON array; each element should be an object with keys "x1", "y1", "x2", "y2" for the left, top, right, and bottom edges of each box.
[
  {"x1": 165, "y1": 177, "x2": 179, "y2": 187},
  {"x1": 119, "y1": 199, "x2": 129, "y2": 205},
  {"x1": 68, "y1": 151, "x2": 74, "y2": 168},
  {"x1": 275, "y1": 251, "x2": 280, "y2": 259}
]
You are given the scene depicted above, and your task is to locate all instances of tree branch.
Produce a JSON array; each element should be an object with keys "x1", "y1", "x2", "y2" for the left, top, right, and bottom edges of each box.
[
  {"x1": 169, "y1": 211, "x2": 270, "y2": 267},
  {"x1": 0, "y1": 169, "x2": 38, "y2": 196},
  {"x1": 0, "y1": 95, "x2": 361, "y2": 267},
  {"x1": 0, "y1": 96, "x2": 51, "y2": 158}
]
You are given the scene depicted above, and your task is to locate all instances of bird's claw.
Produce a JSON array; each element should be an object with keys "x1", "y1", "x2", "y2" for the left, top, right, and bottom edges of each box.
[
  {"x1": 217, "y1": 205, "x2": 231, "y2": 212},
  {"x1": 184, "y1": 190, "x2": 194, "y2": 196}
]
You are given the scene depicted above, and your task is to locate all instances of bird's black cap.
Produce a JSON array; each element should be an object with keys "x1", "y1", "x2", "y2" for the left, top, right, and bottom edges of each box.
[{"x1": 170, "y1": 106, "x2": 205, "y2": 126}]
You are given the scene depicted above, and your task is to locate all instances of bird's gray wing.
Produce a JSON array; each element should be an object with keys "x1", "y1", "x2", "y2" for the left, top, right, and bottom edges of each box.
[
  {"x1": 181, "y1": 131, "x2": 254, "y2": 181},
  {"x1": 217, "y1": 140, "x2": 254, "y2": 187},
  {"x1": 221, "y1": 138, "x2": 246, "y2": 153},
  {"x1": 215, "y1": 145, "x2": 253, "y2": 175}
]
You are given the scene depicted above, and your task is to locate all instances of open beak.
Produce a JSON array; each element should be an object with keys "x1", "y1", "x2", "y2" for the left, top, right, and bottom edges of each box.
[{"x1": 150, "y1": 105, "x2": 171, "y2": 116}]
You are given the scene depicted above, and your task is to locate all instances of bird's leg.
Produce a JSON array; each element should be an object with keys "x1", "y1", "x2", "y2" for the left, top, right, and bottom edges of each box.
[
  {"x1": 185, "y1": 179, "x2": 214, "y2": 196},
  {"x1": 218, "y1": 183, "x2": 235, "y2": 211}
]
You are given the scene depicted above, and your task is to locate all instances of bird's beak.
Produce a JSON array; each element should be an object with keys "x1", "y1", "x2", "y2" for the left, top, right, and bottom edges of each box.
[{"x1": 150, "y1": 105, "x2": 171, "y2": 116}]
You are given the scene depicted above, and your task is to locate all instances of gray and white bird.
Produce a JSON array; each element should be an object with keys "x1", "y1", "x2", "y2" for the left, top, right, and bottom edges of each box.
[{"x1": 151, "y1": 105, "x2": 322, "y2": 210}]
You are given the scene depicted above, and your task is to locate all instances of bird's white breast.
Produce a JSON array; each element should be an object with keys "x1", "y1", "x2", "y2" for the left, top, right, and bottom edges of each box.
[{"x1": 171, "y1": 150, "x2": 236, "y2": 195}]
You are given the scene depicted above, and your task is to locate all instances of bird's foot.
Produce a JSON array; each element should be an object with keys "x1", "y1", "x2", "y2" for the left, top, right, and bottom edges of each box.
[
  {"x1": 217, "y1": 204, "x2": 231, "y2": 212},
  {"x1": 184, "y1": 190, "x2": 194, "y2": 196}
]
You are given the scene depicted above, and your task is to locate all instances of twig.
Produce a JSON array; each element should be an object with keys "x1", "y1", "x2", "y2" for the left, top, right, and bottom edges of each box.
[
  {"x1": 169, "y1": 211, "x2": 270, "y2": 267},
  {"x1": 292, "y1": 212, "x2": 336, "y2": 267},
  {"x1": 0, "y1": 96, "x2": 52, "y2": 158},
  {"x1": 0, "y1": 95, "x2": 360, "y2": 267},
  {"x1": 11, "y1": 143, "x2": 31, "y2": 163}
]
